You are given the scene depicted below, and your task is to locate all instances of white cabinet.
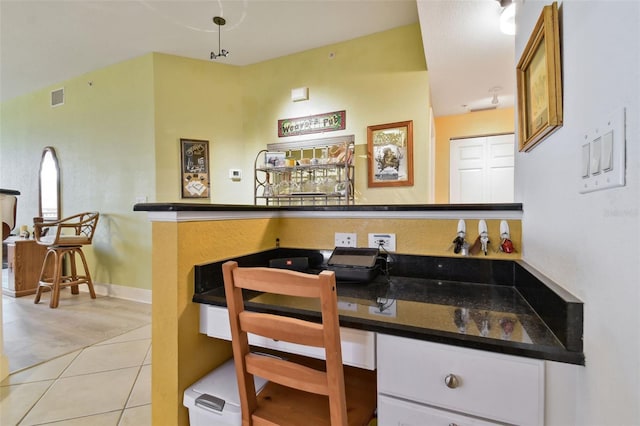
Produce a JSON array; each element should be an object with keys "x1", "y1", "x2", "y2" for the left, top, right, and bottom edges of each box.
[
  {"x1": 199, "y1": 305, "x2": 577, "y2": 424},
  {"x1": 200, "y1": 304, "x2": 376, "y2": 370},
  {"x1": 378, "y1": 394, "x2": 500, "y2": 426},
  {"x1": 377, "y1": 334, "x2": 544, "y2": 426}
]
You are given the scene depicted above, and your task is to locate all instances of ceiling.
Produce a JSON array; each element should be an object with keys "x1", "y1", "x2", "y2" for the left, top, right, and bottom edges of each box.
[{"x1": 0, "y1": 0, "x2": 514, "y2": 116}]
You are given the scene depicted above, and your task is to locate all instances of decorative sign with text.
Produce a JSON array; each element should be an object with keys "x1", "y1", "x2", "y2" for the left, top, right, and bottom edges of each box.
[{"x1": 278, "y1": 110, "x2": 346, "y2": 137}]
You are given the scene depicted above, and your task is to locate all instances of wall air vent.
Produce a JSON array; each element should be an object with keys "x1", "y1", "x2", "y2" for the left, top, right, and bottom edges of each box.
[{"x1": 50, "y1": 88, "x2": 64, "y2": 107}]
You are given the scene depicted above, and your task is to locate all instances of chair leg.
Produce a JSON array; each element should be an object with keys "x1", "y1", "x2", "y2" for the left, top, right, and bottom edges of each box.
[
  {"x1": 69, "y1": 250, "x2": 80, "y2": 295},
  {"x1": 50, "y1": 250, "x2": 65, "y2": 309},
  {"x1": 34, "y1": 249, "x2": 55, "y2": 305},
  {"x1": 76, "y1": 248, "x2": 96, "y2": 299},
  {"x1": 34, "y1": 286, "x2": 43, "y2": 304}
]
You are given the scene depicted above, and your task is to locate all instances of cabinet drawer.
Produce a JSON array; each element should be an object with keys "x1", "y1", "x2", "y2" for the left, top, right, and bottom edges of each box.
[
  {"x1": 378, "y1": 334, "x2": 544, "y2": 426},
  {"x1": 378, "y1": 394, "x2": 500, "y2": 426},
  {"x1": 200, "y1": 304, "x2": 376, "y2": 370}
]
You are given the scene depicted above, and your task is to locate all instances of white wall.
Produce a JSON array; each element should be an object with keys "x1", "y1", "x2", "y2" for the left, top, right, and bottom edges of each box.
[{"x1": 515, "y1": 1, "x2": 639, "y2": 424}]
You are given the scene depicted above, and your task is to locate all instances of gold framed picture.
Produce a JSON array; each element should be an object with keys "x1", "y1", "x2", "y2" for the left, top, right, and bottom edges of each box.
[
  {"x1": 367, "y1": 120, "x2": 414, "y2": 187},
  {"x1": 180, "y1": 138, "x2": 210, "y2": 198},
  {"x1": 516, "y1": 1, "x2": 563, "y2": 152}
]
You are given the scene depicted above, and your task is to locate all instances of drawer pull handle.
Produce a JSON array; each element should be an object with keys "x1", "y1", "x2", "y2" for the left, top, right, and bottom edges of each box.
[
  {"x1": 444, "y1": 373, "x2": 460, "y2": 389},
  {"x1": 449, "y1": 424, "x2": 459, "y2": 426}
]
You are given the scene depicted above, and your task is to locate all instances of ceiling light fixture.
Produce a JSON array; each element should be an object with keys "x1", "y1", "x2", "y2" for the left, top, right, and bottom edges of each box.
[
  {"x1": 210, "y1": 16, "x2": 229, "y2": 60},
  {"x1": 498, "y1": 0, "x2": 516, "y2": 35}
]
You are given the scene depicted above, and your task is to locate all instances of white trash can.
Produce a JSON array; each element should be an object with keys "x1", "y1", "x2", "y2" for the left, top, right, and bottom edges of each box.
[{"x1": 183, "y1": 359, "x2": 268, "y2": 426}]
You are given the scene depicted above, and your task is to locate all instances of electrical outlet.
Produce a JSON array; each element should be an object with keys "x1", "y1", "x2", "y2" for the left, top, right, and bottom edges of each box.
[
  {"x1": 368, "y1": 233, "x2": 396, "y2": 251},
  {"x1": 334, "y1": 232, "x2": 357, "y2": 247}
]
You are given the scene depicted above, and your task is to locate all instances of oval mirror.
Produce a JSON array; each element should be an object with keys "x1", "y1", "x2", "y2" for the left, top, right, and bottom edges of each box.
[{"x1": 39, "y1": 146, "x2": 60, "y2": 221}]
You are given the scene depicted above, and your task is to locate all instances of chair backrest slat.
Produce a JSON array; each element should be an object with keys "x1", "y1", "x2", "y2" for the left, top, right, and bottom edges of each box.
[
  {"x1": 240, "y1": 311, "x2": 325, "y2": 347},
  {"x1": 245, "y1": 353, "x2": 329, "y2": 395},
  {"x1": 232, "y1": 266, "x2": 325, "y2": 297}
]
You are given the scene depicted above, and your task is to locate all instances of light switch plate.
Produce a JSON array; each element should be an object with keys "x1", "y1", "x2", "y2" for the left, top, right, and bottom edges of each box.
[{"x1": 579, "y1": 107, "x2": 626, "y2": 194}]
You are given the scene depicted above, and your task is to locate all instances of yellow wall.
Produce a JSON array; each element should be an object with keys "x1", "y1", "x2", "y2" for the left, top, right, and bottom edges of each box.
[
  {"x1": 434, "y1": 108, "x2": 515, "y2": 203},
  {"x1": 242, "y1": 24, "x2": 432, "y2": 204},
  {"x1": 151, "y1": 218, "x2": 280, "y2": 425},
  {"x1": 152, "y1": 54, "x2": 247, "y2": 203},
  {"x1": 0, "y1": 54, "x2": 156, "y2": 290}
]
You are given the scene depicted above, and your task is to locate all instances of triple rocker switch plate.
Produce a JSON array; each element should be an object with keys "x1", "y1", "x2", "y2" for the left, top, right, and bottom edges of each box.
[{"x1": 580, "y1": 107, "x2": 626, "y2": 194}]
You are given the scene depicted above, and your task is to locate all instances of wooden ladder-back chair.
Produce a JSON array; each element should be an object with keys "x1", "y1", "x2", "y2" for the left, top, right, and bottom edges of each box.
[
  {"x1": 33, "y1": 212, "x2": 99, "y2": 308},
  {"x1": 222, "y1": 260, "x2": 377, "y2": 426}
]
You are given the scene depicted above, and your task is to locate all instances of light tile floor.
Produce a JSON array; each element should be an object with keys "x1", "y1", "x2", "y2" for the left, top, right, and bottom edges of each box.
[
  {"x1": 1, "y1": 324, "x2": 152, "y2": 426},
  {"x1": 1, "y1": 266, "x2": 152, "y2": 426}
]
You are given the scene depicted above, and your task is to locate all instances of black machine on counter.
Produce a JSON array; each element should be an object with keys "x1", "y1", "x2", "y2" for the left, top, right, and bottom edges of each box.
[
  {"x1": 327, "y1": 247, "x2": 380, "y2": 282},
  {"x1": 268, "y1": 247, "x2": 381, "y2": 282}
]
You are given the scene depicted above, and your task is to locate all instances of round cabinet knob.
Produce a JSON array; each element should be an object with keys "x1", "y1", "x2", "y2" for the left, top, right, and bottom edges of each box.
[{"x1": 444, "y1": 373, "x2": 460, "y2": 389}]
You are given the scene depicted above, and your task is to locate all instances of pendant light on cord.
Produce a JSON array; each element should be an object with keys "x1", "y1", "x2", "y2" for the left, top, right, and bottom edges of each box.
[{"x1": 210, "y1": 16, "x2": 229, "y2": 60}]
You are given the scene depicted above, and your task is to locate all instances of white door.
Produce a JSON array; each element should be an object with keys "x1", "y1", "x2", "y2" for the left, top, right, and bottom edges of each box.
[{"x1": 450, "y1": 134, "x2": 514, "y2": 203}]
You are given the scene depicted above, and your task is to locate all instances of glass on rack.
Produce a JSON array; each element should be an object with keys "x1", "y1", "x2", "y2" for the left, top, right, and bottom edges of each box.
[
  {"x1": 302, "y1": 171, "x2": 316, "y2": 193},
  {"x1": 290, "y1": 179, "x2": 301, "y2": 194},
  {"x1": 276, "y1": 179, "x2": 289, "y2": 195},
  {"x1": 323, "y1": 177, "x2": 336, "y2": 194},
  {"x1": 263, "y1": 182, "x2": 273, "y2": 197}
]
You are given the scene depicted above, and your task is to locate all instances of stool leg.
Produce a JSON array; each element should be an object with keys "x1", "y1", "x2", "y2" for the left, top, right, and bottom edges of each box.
[
  {"x1": 50, "y1": 250, "x2": 65, "y2": 309},
  {"x1": 76, "y1": 248, "x2": 96, "y2": 299},
  {"x1": 35, "y1": 249, "x2": 54, "y2": 305},
  {"x1": 69, "y1": 250, "x2": 80, "y2": 295}
]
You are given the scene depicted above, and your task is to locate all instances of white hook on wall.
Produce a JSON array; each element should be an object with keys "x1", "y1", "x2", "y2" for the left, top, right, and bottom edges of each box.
[
  {"x1": 456, "y1": 219, "x2": 466, "y2": 238},
  {"x1": 479, "y1": 220, "x2": 489, "y2": 255},
  {"x1": 500, "y1": 220, "x2": 510, "y2": 240}
]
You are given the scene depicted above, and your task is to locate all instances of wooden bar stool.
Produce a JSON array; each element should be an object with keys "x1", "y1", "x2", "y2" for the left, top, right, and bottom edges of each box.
[{"x1": 33, "y1": 212, "x2": 99, "y2": 308}]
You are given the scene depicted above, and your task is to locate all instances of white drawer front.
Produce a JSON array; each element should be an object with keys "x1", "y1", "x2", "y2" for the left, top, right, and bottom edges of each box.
[
  {"x1": 378, "y1": 394, "x2": 500, "y2": 426},
  {"x1": 200, "y1": 304, "x2": 376, "y2": 370},
  {"x1": 378, "y1": 333, "x2": 544, "y2": 426}
]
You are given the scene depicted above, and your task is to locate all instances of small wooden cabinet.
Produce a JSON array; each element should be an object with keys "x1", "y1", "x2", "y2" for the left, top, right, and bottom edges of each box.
[{"x1": 3, "y1": 237, "x2": 50, "y2": 297}]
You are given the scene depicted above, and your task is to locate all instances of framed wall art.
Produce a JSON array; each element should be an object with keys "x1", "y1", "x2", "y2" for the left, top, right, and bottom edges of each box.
[
  {"x1": 367, "y1": 120, "x2": 414, "y2": 187},
  {"x1": 516, "y1": 1, "x2": 563, "y2": 152},
  {"x1": 180, "y1": 138, "x2": 210, "y2": 198}
]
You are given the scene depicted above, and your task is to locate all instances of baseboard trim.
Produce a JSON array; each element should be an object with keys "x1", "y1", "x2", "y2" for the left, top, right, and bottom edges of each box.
[{"x1": 90, "y1": 282, "x2": 152, "y2": 304}]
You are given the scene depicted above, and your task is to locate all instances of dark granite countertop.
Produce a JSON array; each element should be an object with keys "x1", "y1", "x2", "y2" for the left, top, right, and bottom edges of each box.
[
  {"x1": 134, "y1": 202, "x2": 523, "y2": 212},
  {"x1": 193, "y1": 248, "x2": 584, "y2": 365}
]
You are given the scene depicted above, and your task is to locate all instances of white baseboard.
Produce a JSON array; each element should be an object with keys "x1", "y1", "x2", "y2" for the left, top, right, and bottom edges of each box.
[{"x1": 88, "y1": 282, "x2": 151, "y2": 304}]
